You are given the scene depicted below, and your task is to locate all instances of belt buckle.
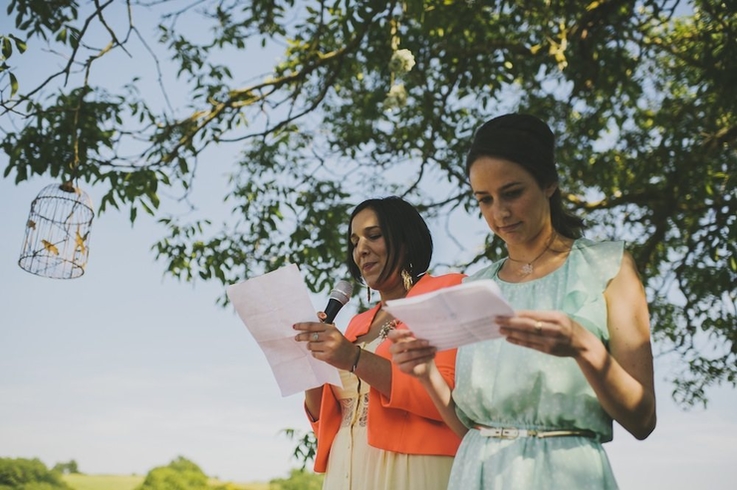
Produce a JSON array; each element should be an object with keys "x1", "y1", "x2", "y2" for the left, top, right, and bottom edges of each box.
[{"x1": 500, "y1": 428, "x2": 519, "y2": 439}]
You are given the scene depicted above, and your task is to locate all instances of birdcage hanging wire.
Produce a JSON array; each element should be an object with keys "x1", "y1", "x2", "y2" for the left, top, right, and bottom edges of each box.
[{"x1": 18, "y1": 181, "x2": 95, "y2": 279}]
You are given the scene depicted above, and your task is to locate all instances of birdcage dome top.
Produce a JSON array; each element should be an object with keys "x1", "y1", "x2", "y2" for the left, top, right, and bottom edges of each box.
[{"x1": 35, "y1": 182, "x2": 94, "y2": 216}]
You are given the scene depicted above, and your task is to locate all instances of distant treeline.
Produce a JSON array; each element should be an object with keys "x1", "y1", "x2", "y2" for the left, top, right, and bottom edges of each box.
[
  {"x1": 0, "y1": 457, "x2": 74, "y2": 489},
  {"x1": 0, "y1": 456, "x2": 321, "y2": 490}
]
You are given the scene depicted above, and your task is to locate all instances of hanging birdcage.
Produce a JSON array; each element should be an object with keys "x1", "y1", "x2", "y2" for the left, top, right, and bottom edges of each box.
[{"x1": 18, "y1": 181, "x2": 95, "y2": 279}]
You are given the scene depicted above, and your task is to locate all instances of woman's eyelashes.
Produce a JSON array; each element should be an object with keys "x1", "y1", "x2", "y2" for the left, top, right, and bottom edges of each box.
[
  {"x1": 350, "y1": 233, "x2": 382, "y2": 246},
  {"x1": 503, "y1": 188, "x2": 523, "y2": 200},
  {"x1": 476, "y1": 188, "x2": 524, "y2": 206}
]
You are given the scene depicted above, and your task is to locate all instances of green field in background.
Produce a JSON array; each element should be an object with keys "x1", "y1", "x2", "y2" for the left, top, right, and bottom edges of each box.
[
  {"x1": 62, "y1": 474, "x2": 143, "y2": 490},
  {"x1": 62, "y1": 474, "x2": 269, "y2": 490}
]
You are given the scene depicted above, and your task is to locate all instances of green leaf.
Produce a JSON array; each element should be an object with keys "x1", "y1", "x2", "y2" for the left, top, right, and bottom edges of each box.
[
  {"x1": 2, "y1": 37, "x2": 11, "y2": 59},
  {"x1": 9, "y1": 72, "x2": 18, "y2": 97},
  {"x1": 11, "y1": 34, "x2": 27, "y2": 53}
]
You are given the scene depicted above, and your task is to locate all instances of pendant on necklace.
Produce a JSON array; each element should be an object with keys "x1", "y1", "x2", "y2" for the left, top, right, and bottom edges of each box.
[{"x1": 520, "y1": 263, "x2": 534, "y2": 276}]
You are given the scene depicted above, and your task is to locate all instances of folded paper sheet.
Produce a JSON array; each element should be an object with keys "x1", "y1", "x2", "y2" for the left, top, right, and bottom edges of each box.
[
  {"x1": 226, "y1": 264, "x2": 341, "y2": 396},
  {"x1": 384, "y1": 279, "x2": 514, "y2": 351}
]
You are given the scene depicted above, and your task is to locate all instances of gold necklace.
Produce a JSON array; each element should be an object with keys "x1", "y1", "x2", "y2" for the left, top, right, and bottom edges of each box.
[{"x1": 506, "y1": 232, "x2": 556, "y2": 277}]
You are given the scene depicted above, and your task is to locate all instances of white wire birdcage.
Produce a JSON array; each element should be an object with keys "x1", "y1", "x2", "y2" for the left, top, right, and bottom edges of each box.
[{"x1": 18, "y1": 182, "x2": 95, "y2": 279}]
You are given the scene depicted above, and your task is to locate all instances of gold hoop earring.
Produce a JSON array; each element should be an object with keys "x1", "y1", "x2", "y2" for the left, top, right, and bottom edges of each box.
[{"x1": 401, "y1": 269, "x2": 413, "y2": 291}]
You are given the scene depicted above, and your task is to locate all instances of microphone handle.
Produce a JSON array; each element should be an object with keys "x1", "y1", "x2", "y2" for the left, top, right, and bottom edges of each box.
[{"x1": 323, "y1": 298, "x2": 343, "y2": 324}]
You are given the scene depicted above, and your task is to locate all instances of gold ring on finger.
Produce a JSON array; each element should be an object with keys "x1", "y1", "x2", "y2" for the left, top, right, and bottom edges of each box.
[
  {"x1": 535, "y1": 321, "x2": 543, "y2": 333},
  {"x1": 311, "y1": 332, "x2": 319, "y2": 342}
]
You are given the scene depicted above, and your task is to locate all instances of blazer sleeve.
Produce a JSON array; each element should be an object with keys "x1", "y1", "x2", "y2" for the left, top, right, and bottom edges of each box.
[
  {"x1": 375, "y1": 272, "x2": 464, "y2": 420},
  {"x1": 378, "y1": 344, "x2": 456, "y2": 421},
  {"x1": 306, "y1": 384, "x2": 342, "y2": 473}
]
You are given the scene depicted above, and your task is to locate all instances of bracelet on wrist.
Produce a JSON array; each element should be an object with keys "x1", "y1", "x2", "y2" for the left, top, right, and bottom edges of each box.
[{"x1": 350, "y1": 345, "x2": 362, "y2": 373}]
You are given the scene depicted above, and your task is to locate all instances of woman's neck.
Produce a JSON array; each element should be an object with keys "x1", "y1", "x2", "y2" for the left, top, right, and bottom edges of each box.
[
  {"x1": 501, "y1": 229, "x2": 572, "y2": 281},
  {"x1": 506, "y1": 227, "x2": 557, "y2": 263}
]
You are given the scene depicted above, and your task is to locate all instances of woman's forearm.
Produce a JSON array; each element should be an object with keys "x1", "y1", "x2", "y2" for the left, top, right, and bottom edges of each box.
[
  {"x1": 575, "y1": 334, "x2": 656, "y2": 440},
  {"x1": 418, "y1": 363, "x2": 468, "y2": 438},
  {"x1": 351, "y1": 349, "x2": 393, "y2": 396}
]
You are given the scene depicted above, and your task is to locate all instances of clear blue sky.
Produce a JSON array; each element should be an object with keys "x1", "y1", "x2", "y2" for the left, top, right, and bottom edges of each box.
[{"x1": 1, "y1": 2, "x2": 736, "y2": 486}]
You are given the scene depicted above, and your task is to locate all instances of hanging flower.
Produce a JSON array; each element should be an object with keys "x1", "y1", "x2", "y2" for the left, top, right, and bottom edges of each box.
[
  {"x1": 383, "y1": 83, "x2": 408, "y2": 111},
  {"x1": 388, "y1": 49, "x2": 416, "y2": 75}
]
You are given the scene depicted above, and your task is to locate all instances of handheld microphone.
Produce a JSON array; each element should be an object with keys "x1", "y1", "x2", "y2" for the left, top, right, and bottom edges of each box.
[{"x1": 323, "y1": 280, "x2": 353, "y2": 323}]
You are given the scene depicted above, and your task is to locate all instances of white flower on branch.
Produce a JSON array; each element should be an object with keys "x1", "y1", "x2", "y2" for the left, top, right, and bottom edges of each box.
[
  {"x1": 383, "y1": 83, "x2": 408, "y2": 111},
  {"x1": 388, "y1": 49, "x2": 416, "y2": 75}
]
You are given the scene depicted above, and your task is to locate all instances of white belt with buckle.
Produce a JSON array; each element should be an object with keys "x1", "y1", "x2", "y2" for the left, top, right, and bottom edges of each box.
[{"x1": 475, "y1": 426, "x2": 596, "y2": 439}]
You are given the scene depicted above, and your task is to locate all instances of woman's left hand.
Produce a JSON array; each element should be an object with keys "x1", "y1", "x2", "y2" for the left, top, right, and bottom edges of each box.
[{"x1": 496, "y1": 310, "x2": 595, "y2": 358}]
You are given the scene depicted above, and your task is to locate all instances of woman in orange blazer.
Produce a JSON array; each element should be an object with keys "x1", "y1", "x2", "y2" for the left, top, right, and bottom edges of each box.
[{"x1": 294, "y1": 196, "x2": 463, "y2": 490}]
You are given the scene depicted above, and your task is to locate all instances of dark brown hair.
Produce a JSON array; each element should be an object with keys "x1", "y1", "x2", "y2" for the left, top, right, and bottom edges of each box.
[
  {"x1": 346, "y1": 196, "x2": 433, "y2": 286},
  {"x1": 466, "y1": 113, "x2": 584, "y2": 238}
]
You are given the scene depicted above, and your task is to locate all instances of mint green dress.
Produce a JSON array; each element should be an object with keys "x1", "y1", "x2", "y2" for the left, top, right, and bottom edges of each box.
[{"x1": 449, "y1": 239, "x2": 623, "y2": 489}]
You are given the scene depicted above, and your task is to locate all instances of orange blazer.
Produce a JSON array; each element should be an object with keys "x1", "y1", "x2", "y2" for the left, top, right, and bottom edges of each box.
[{"x1": 308, "y1": 273, "x2": 465, "y2": 473}]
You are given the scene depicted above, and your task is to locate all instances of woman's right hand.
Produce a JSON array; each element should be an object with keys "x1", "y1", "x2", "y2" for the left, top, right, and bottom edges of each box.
[
  {"x1": 388, "y1": 329, "x2": 438, "y2": 379},
  {"x1": 389, "y1": 329, "x2": 468, "y2": 437},
  {"x1": 294, "y1": 314, "x2": 358, "y2": 371}
]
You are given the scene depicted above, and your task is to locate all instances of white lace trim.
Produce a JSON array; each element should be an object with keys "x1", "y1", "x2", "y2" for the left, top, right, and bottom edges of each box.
[{"x1": 339, "y1": 392, "x2": 370, "y2": 428}]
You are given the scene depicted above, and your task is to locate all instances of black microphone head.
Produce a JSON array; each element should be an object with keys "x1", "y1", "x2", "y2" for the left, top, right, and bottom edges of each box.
[{"x1": 329, "y1": 280, "x2": 353, "y2": 306}]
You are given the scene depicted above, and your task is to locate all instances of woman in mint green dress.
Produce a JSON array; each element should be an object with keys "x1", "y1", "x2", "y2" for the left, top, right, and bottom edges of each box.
[{"x1": 390, "y1": 114, "x2": 656, "y2": 489}]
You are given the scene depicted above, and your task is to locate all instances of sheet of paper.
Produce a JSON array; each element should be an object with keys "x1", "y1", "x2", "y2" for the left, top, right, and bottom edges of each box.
[
  {"x1": 383, "y1": 279, "x2": 515, "y2": 351},
  {"x1": 226, "y1": 264, "x2": 341, "y2": 397}
]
